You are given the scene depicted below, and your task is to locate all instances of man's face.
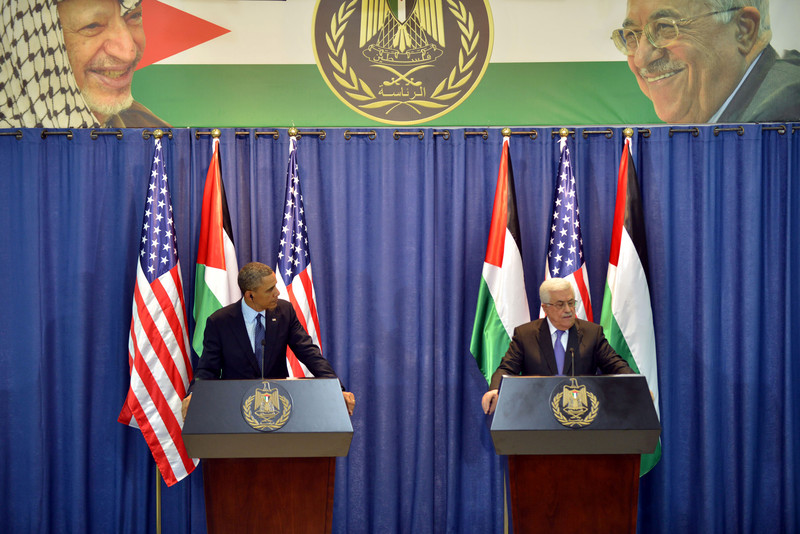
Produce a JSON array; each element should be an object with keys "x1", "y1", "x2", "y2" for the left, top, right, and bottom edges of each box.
[
  {"x1": 247, "y1": 274, "x2": 280, "y2": 312},
  {"x1": 624, "y1": 0, "x2": 746, "y2": 123},
  {"x1": 541, "y1": 287, "x2": 576, "y2": 331},
  {"x1": 58, "y1": 0, "x2": 145, "y2": 123}
]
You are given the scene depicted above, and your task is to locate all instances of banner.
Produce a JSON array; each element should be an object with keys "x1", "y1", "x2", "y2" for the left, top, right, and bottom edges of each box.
[{"x1": 1, "y1": 0, "x2": 797, "y2": 127}]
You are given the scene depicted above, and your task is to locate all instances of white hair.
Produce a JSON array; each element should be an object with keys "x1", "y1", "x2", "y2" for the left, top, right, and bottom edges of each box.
[
  {"x1": 706, "y1": 0, "x2": 770, "y2": 35},
  {"x1": 539, "y1": 278, "x2": 573, "y2": 304}
]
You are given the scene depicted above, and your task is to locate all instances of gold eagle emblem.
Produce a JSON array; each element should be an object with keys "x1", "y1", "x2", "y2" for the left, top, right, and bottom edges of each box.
[
  {"x1": 360, "y1": 0, "x2": 446, "y2": 64},
  {"x1": 551, "y1": 378, "x2": 599, "y2": 428},
  {"x1": 312, "y1": 0, "x2": 493, "y2": 124},
  {"x1": 242, "y1": 381, "x2": 292, "y2": 432}
]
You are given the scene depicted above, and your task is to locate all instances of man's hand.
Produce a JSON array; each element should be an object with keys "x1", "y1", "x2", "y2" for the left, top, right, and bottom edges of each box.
[
  {"x1": 481, "y1": 390, "x2": 498, "y2": 415},
  {"x1": 343, "y1": 391, "x2": 356, "y2": 416},
  {"x1": 181, "y1": 393, "x2": 192, "y2": 421}
]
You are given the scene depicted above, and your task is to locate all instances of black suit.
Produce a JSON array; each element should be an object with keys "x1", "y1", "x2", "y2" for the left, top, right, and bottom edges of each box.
[
  {"x1": 194, "y1": 299, "x2": 339, "y2": 382},
  {"x1": 488, "y1": 318, "x2": 633, "y2": 390}
]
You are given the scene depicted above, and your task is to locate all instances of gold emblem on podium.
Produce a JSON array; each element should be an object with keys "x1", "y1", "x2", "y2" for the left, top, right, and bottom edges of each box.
[
  {"x1": 242, "y1": 381, "x2": 292, "y2": 432},
  {"x1": 551, "y1": 378, "x2": 599, "y2": 428}
]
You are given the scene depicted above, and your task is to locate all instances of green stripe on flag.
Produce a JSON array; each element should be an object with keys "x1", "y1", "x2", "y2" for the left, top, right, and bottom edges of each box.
[
  {"x1": 602, "y1": 281, "x2": 661, "y2": 476},
  {"x1": 192, "y1": 263, "x2": 223, "y2": 357},
  {"x1": 470, "y1": 276, "x2": 512, "y2": 383},
  {"x1": 600, "y1": 284, "x2": 641, "y2": 374}
]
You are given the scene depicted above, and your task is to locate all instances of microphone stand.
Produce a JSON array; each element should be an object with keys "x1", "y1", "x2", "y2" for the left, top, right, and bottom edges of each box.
[{"x1": 570, "y1": 348, "x2": 576, "y2": 377}]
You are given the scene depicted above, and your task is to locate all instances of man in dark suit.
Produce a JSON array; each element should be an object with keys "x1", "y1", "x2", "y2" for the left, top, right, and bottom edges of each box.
[
  {"x1": 481, "y1": 278, "x2": 633, "y2": 415},
  {"x1": 182, "y1": 262, "x2": 355, "y2": 417}
]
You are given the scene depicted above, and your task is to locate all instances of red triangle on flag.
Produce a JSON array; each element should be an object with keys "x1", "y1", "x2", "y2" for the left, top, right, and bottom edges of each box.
[{"x1": 137, "y1": 0, "x2": 230, "y2": 70}]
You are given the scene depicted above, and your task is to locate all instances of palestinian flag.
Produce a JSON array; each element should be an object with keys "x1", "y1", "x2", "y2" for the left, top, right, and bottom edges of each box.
[
  {"x1": 470, "y1": 136, "x2": 530, "y2": 383},
  {"x1": 192, "y1": 138, "x2": 241, "y2": 357},
  {"x1": 600, "y1": 135, "x2": 661, "y2": 475}
]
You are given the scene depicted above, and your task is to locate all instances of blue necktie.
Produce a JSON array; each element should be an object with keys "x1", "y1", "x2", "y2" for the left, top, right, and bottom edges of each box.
[
  {"x1": 255, "y1": 313, "x2": 265, "y2": 374},
  {"x1": 554, "y1": 330, "x2": 566, "y2": 375}
]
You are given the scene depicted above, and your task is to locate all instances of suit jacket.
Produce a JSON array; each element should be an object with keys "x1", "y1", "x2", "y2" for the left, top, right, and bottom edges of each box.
[
  {"x1": 194, "y1": 299, "x2": 339, "y2": 382},
  {"x1": 718, "y1": 45, "x2": 800, "y2": 123},
  {"x1": 488, "y1": 318, "x2": 633, "y2": 390}
]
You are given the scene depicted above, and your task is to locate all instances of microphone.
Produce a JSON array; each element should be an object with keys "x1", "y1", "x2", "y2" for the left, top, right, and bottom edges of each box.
[{"x1": 570, "y1": 348, "x2": 576, "y2": 377}]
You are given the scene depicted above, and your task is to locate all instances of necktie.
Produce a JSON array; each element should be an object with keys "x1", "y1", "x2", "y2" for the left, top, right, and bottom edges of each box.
[
  {"x1": 255, "y1": 313, "x2": 265, "y2": 374},
  {"x1": 554, "y1": 330, "x2": 566, "y2": 375}
]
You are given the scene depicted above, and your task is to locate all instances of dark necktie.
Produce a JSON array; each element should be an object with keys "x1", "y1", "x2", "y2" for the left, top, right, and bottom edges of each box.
[
  {"x1": 255, "y1": 313, "x2": 265, "y2": 374},
  {"x1": 554, "y1": 330, "x2": 566, "y2": 375}
]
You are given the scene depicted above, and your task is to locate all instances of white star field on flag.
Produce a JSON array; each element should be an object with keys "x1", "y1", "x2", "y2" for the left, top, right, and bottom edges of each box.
[
  {"x1": 547, "y1": 137, "x2": 585, "y2": 278},
  {"x1": 277, "y1": 138, "x2": 311, "y2": 280},
  {"x1": 139, "y1": 139, "x2": 178, "y2": 283}
]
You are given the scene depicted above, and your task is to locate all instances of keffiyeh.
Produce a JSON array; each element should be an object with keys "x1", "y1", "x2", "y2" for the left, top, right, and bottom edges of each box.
[{"x1": 0, "y1": 0, "x2": 141, "y2": 128}]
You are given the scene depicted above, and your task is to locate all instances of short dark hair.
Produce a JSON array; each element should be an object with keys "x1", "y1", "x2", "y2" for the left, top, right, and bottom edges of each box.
[{"x1": 237, "y1": 262, "x2": 274, "y2": 293}]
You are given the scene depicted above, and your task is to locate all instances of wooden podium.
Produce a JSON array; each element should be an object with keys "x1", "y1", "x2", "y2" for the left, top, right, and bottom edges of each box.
[
  {"x1": 489, "y1": 375, "x2": 660, "y2": 533},
  {"x1": 182, "y1": 378, "x2": 353, "y2": 534}
]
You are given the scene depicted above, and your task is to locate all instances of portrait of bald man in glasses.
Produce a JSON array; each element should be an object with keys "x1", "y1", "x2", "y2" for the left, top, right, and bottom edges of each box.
[
  {"x1": 611, "y1": 0, "x2": 800, "y2": 123},
  {"x1": 0, "y1": 0, "x2": 169, "y2": 128}
]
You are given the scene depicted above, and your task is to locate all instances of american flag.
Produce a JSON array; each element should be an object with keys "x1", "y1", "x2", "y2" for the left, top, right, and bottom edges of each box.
[
  {"x1": 543, "y1": 136, "x2": 593, "y2": 321},
  {"x1": 275, "y1": 136, "x2": 322, "y2": 377},
  {"x1": 118, "y1": 138, "x2": 198, "y2": 486}
]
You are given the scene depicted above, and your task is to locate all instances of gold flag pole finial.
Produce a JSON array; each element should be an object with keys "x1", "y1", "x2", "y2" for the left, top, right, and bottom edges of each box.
[
  {"x1": 623, "y1": 127, "x2": 634, "y2": 138},
  {"x1": 559, "y1": 128, "x2": 569, "y2": 138},
  {"x1": 501, "y1": 128, "x2": 511, "y2": 138},
  {"x1": 211, "y1": 128, "x2": 221, "y2": 139},
  {"x1": 288, "y1": 126, "x2": 299, "y2": 138},
  {"x1": 153, "y1": 129, "x2": 163, "y2": 139}
]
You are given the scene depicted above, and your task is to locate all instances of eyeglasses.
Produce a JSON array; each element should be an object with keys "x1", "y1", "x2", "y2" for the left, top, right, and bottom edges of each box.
[
  {"x1": 611, "y1": 7, "x2": 740, "y2": 56},
  {"x1": 543, "y1": 300, "x2": 576, "y2": 310}
]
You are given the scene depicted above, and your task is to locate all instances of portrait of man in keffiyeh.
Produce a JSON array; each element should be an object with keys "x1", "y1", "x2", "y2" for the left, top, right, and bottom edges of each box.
[{"x1": 0, "y1": 0, "x2": 169, "y2": 128}]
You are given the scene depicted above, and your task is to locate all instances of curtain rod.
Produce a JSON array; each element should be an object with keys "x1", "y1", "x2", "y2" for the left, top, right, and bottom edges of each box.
[{"x1": 4, "y1": 125, "x2": 794, "y2": 142}]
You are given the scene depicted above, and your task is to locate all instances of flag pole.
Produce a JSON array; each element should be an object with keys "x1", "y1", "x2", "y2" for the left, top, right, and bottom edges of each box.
[
  {"x1": 156, "y1": 465, "x2": 162, "y2": 534},
  {"x1": 151, "y1": 130, "x2": 165, "y2": 534}
]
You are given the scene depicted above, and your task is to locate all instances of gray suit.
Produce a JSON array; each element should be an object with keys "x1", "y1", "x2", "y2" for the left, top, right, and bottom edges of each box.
[{"x1": 718, "y1": 45, "x2": 800, "y2": 123}]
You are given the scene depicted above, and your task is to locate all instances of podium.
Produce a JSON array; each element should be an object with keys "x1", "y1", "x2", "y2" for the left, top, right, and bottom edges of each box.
[
  {"x1": 182, "y1": 378, "x2": 353, "y2": 534},
  {"x1": 489, "y1": 375, "x2": 660, "y2": 533}
]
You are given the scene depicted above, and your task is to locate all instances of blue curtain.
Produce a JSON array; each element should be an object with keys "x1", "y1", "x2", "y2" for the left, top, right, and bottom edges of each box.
[{"x1": 0, "y1": 124, "x2": 798, "y2": 533}]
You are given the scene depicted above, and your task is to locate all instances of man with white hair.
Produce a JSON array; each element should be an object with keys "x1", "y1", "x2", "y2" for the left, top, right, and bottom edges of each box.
[
  {"x1": 481, "y1": 278, "x2": 633, "y2": 415},
  {"x1": 611, "y1": 0, "x2": 800, "y2": 123},
  {"x1": 0, "y1": 0, "x2": 169, "y2": 127}
]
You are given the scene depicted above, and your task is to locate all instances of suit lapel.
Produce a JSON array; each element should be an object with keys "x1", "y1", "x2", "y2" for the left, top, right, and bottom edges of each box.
[
  {"x1": 718, "y1": 45, "x2": 777, "y2": 122},
  {"x1": 537, "y1": 320, "x2": 558, "y2": 375}
]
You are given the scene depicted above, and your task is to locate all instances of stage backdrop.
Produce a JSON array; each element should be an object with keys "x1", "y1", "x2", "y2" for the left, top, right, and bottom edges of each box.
[{"x1": 0, "y1": 123, "x2": 798, "y2": 533}]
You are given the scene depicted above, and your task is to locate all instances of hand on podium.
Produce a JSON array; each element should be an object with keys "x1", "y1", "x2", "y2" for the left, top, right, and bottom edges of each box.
[
  {"x1": 181, "y1": 393, "x2": 192, "y2": 421},
  {"x1": 482, "y1": 390, "x2": 498, "y2": 415},
  {"x1": 343, "y1": 391, "x2": 356, "y2": 416}
]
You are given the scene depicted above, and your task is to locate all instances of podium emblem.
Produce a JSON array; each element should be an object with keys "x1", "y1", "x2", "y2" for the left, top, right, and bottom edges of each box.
[
  {"x1": 241, "y1": 381, "x2": 293, "y2": 432},
  {"x1": 550, "y1": 378, "x2": 599, "y2": 428}
]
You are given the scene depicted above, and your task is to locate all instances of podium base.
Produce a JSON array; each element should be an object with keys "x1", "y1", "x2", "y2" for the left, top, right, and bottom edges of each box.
[
  {"x1": 508, "y1": 454, "x2": 640, "y2": 534},
  {"x1": 203, "y1": 457, "x2": 335, "y2": 534}
]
